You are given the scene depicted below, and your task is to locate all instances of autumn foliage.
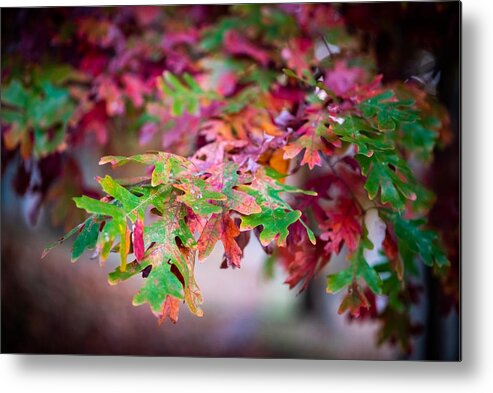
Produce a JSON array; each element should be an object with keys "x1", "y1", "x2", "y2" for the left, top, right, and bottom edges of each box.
[{"x1": 1, "y1": 4, "x2": 457, "y2": 353}]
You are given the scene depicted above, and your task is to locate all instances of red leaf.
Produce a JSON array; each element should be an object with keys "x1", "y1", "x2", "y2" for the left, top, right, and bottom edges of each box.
[
  {"x1": 281, "y1": 4, "x2": 344, "y2": 32},
  {"x1": 122, "y1": 74, "x2": 149, "y2": 108},
  {"x1": 383, "y1": 228, "x2": 398, "y2": 260},
  {"x1": 161, "y1": 29, "x2": 199, "y2": 51},
  {"x1": 320, "y1": 198, "x2": 361, "y2": 254},
  {"x1": 283, "y1": 130, "x2": 325, "y2": 169},
  {"x1": 134, "y1": 6, "x2": 161, "y2": 27},
  {"x1": 77, "y1": 102, "x2": 109, "y2": 145},
  {"x1": 224, "y1": 30, "x2": 270, "y2": 66},
  {"x1": 283, "y1": 109, "x2": 341, "y2": 169},
  {"x1": 276, "y1": 221, "x2": 329, "y2": 291},
  {"x1": 220, "y1": 214, "x2": 243, "y2": 268},
  {"x1": 139, "y1": 122, "x2": 158, "y2": 145},
  {"x1": 157, "y1": 295, "x2": 181, "y2": 325},
  {"x1": 338, "y1": 282, "x2": 370, "y2": 318},
  {"x1": 383, "y1": 228, "x2": 403, "y2": 279},
  {"x1": 349, "y1": 75, "x2": 384, "y2": 102},
  {"x1": 198, "y1": 213, "x2": 243, "y2": 268},
  {"x1": 347, "y1": 288, "x2": 378, "y2": 321},
  {"x1": 282, "y1": 241, "x2": 329, "y2": 292},
  {"x1": 98, "y1": 78, "x2": 125, "y2": 116},
  {"x1": 281, "y1": 38, "x2": 313, "y2": 77},
  {"x1": 132, "y1": 218, "x2": 145, "y2": 261},
  {"x1": 324, "y1": 60, "x2": 365, "y2": 97},
  {"x1": 79, "y1": 50, "x2": 108, "y2": 77}
]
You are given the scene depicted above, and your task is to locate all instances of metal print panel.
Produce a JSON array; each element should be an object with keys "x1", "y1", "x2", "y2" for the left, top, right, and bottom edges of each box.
[{"x1": 1, "y1": 2, "x2": 460, "y2": 360}]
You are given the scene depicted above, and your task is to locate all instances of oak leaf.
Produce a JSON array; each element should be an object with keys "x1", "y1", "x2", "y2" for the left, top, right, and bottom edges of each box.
[
  {"x1": 197, "y1": 163, "x2": 261, "y2": 268},
  {"x1": 320, "y1": 198, "x2": 362, "y2": 254},
  {"x1": 283, "y1": 111, "x2": 341, "y2": 169},
  {"x1": 238, "y1": 168, "x2": 316, "y2": 247}
]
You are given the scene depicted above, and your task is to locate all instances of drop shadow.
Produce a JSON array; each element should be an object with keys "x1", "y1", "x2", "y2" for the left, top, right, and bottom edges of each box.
[{"x1": 3, "y1": 3, "x2": 475, "y2": 380}]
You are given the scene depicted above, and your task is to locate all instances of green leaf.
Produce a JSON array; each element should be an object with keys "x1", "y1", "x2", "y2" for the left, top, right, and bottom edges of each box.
[
  {"x1": 238, "y1": 168, "x2": 316, "y2": 247},
  {"x1": 356, "y1": 152, "x2": 417, "y2": 210},
  {"x1": 71, "y1": 219, "x2": 99, "y2": 262},
  {"x1": 326, "y1": 245, "x2": 382, "y2": 295},
  {"x1": 353, "y1": 246, "x2": 383, "y2": 294},
  {"x1": 282, "y1": 68, "x2": 299, "y2": 80},
  {"x1": 242, "y1": 208, "x2": 302, "y2": 247},
  {"x1": 382, "y1": 211, "x2": 450, "y2": 268},
  {"x1": 400, "y1": 117, "x2": 439, "y2": 160},
  {"x1": 243, "y1": 68, "x2": 278, "y2": 92},
  {"x1": 99, "y1": 175, "x2": 144, "y2": 220},
  {"x1": 1, "y1": 78, "x2": 75, "y2": 156},
  {"x1": 326, "y1": 268, "x2": 353, "y2": 294},
  {"x1": 2, "y1": 79, "x2": 30, "y2": 107},
  {"x1": 132, "y1": 262, "x2": 184, "y2": 312},
  {"x1": 141, "y1": 202, "x2": 202, "y2": 316},
  {"x1": 73, "y1": 195, "x2": 124, "y2": 218},
  {"x1": 99, "y1": 187, "x2": 202, "y2": 316},
  {"x1": 97, "y1": 220, "x2": 120, "y2": 264},
  {"x1": 33, "y1": 64, "x2": 88, "y2": 84},
  {"x1": 196, "y1": 163, "x2": 261, "y2": 266},
  {"x1": 200, "y1": 18, "x2": 240, "y2": 51},
  {"x1": 129, "y1": 185, "x2": 174, "y2": 215},
  {"x1": 208, "y1": 162, "x2": 262, "y2": 215},
  {"x1": 359, "y1": 91, "x2": 418, "y2": 131},
  {"x1": 159, "y1": 71, "x2": 219, "y2": 116},
  {"x1": 332, "y1": 115, "x2": 393, "y2": 156},
  {"x1": 144, "y1": 207, "x2": 197, "y2": 250},
  {"x1": 173, "y1": 177, "x2": 227, "y2": 216},
  {"x1": 100, "y1": 152, "x2": 191, "y2": 184},
  {"x1": 378, "y1": 266, "x2": 405, "y2": 312},
  {"x1": 108, "y1": 258, "x2": 152, "y2": 285},
  {"x1": 74, "y1": 175, "x2": 186, "y2": 272},
  {"x1": 358, "y1": 257, "x2": 383, "y2": 294}
]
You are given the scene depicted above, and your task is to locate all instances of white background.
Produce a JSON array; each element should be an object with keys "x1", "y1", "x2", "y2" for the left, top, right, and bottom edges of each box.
[{"x1": 0, "y1": 0, "x2": 489, "y2": 391}]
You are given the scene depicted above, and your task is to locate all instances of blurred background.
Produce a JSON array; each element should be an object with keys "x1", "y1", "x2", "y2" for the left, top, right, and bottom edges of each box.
[{"x1": 1, "y1": 2, "x2": 460, "y2": 359}]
